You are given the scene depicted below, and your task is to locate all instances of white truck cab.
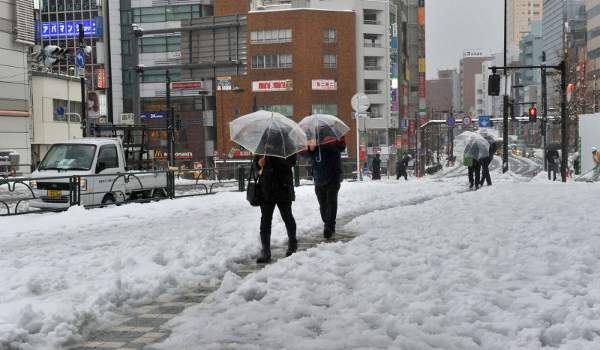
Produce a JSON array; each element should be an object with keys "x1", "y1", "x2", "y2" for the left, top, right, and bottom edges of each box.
[{"x1": 30, "y1": 138, "x2": 167, "y2": 209}]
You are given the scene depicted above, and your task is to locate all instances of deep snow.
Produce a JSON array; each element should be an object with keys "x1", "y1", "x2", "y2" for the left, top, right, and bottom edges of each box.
[
  {"x1": 159, "y1": 180, "x2": 600, "y2": 350},
  {"x1": 0, "y1": 177, "x2": 461, "y2": 349}
]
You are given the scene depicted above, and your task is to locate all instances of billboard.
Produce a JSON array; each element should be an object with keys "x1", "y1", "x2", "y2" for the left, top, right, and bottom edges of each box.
[
  {"x1": 38, "y1": 18, "x2": 102, "y2": 39},
  {"x1": 252, "y1": 80, "x2": 293, "y2": 92}
]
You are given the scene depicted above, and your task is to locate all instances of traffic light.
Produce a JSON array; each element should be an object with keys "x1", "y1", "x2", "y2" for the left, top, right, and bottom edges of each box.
[
  {"x1": 488, "y1": 74, "x2": 501, "y2": 96},
  {"x1": 528, "y1": 106, "x2": 537, "y2": 122}
]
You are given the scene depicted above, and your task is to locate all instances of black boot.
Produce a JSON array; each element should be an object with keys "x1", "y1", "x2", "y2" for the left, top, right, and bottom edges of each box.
[
  {"x1": 286, "y1": 238, "x2": 297, "y2": 257},
  {"x1": 324, "y1": 227, "x2": 334, "y2": 240},
  {"x1": 256, "y1": 250, "x2": 271, "y2": 264}
]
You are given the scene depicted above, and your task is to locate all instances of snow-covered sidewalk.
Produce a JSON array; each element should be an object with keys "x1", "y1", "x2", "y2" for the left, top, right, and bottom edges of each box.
[
  {"x1": 160, "y1": 181, "x2": 600, "y2": 350},
  {"x1": 0, "y1": 178, "x2": 461, "y2": 349}
]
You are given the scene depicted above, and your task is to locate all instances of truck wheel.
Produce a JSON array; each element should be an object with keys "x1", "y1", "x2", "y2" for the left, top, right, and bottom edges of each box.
[
  {"x1": 152, "y1": 189, "x2": 166, "y2": 200},
  {"x1": 101, "y1": 194, "x2": 116, "y2": 206}
]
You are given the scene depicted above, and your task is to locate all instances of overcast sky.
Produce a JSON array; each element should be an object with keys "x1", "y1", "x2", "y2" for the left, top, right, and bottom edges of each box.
[{"x1": 425, "y1": 0, "x2": 504, "y2": 79}]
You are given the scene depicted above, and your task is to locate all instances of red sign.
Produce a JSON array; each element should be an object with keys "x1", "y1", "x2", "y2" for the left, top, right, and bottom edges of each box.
[
  {"x1": 418, "y1": 73, "x2": 426, "y2": 98},
  {"x1": 153, "y1": 150, "x2": 193, "y2": 159},
  {"x1": 312, "y1": 79, "x2": 337, "y2": 90},
  {"x1": 170, "y1": 81, "x2": 206, "y2": 90},
  {"x1": 96, "y1": 68, "x2": 106, "y2": 89},
  {"x1": 252, "y1": 80, "x2": 293, "y2": 92}
]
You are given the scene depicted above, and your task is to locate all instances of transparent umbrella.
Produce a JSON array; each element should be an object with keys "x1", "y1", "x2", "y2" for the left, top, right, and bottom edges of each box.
[
  {"x1": 464, "y1": 135, "x2": 490, "y2": 160},
  {"x1": 229, "y1": 110, "x2": 307, "y2": 158},
  {"x1": 299, "y1": 114, "x2": 350, "y2": 146}
]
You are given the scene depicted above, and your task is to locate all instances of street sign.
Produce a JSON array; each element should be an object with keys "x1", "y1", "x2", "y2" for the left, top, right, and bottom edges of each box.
[
  {"x1": 479, "y1": 115, "x2": 491, "y2": 128},
  {"x1": 447, "y1": 116, "x2": 456, "y2": 127},
  {"x1": 351, "y1": 93, "x2": 370, "y2": 113},
  {"x1": 462, "y1": 116, "x2": 471, "y2": 126},
  {"x1": 141, "y1": 111, "x2": 167, "y2": 120},
  {"x1": 75, "y1": 48, "x2": 85, "y2": 68},
  {"x1": 56, "y1": 106, "x2": 65, "y2": 116}
]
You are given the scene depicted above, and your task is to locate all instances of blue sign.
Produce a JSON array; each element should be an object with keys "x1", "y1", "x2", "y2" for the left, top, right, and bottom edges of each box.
[
  {"x1": 75, "y1": 48, "x2": 85, "y2": 68},
  {"x1": 38, "y1": 18, "x2": 102, "y2": 39},
  {"x1": 141, "y1": 112, "x2": 167, "y2": 120},
  {"x1": 447, "y1": 116, "x2": 456, "y2": 127},
  {"x1": 56, "y1": 106, "x2": 65, "y2": 116},
  {"x1": 400, "y1": 119, "x2": 409, "y2": 129},
  {"x1": 479, "y1": 115, "x2": 491, "y2": 128}
]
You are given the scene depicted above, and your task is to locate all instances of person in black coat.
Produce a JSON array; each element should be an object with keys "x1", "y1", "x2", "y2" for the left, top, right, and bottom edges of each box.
[
  {"x1": 547, "y1": 149, "x2": 560, "y2": 181},
  {"x1": 396, "y1": 155, "x2": 410, "y2": 180},
  {"x1": 371, "y1": 153, "x2": 382, "y2": 180},
  {"x1": 255, "y1": 154, "x2": 297, "y2": 263},
  {"x1": 308, "y1": 136, "x2": 346, "y2": 239},
  {"x1": 468, "y1": 158, "x2": 481, "y2": 190},
  {"x1": 479, "y1": 142, "x2": 497, "y2": 186}
]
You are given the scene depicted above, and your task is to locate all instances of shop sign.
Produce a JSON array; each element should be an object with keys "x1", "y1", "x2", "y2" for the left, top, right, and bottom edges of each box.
[
  {"x1": 252, "y1": 80, "x2": 293, "y2": 92},
  {"x1": 153, "y1": 150, "x2": 193, "y2": 159},
  {"x1": 312, "y1": 79, "x2": 337, "y2": 91}
]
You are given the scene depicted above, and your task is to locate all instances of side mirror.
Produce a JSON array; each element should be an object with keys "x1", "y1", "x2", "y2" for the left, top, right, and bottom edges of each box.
[{"x1": 96, "y1": 161, "x2": 106, "y2": 174}]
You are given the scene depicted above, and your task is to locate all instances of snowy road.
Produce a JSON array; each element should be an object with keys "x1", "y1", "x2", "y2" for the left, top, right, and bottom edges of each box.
[
  {"x1": 0, "y1": 178, "x2": 464, "y2": 349},
  {"x1": 161, "y1": 179, "x2": 600, "y2": 350}
]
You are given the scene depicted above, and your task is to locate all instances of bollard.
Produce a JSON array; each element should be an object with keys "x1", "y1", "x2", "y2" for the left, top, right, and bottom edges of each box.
[{"x1": 294, "y1": 164, "x2": 300, "y2": 187}]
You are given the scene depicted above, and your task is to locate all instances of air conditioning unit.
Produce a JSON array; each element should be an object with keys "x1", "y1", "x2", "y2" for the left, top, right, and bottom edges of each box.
[{"x1": 118, "y1": 113, "x2": 135, "y2": 125}]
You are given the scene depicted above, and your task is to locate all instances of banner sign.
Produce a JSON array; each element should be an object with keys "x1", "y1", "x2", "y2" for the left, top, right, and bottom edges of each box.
[
  {"x1": 171, "y1": 81, "x2": 210, "y2": 90},
  {"x1": 252, "y1": 80, "x2": 293, "y2": 92},
  {"x1": 141, "y1": 112, "x2": 167, "y2": 120},
  {"x1": 39, "y1": 18, "x2": 101, "y2": 39},
  {"x1": 153, "y1": 150, "x2": 193, "y2": 159},
  {"x1": 311, "y1": 79, "x2": 337, "y2": 91},
  {"x1": 216, "y1": 76, "x2": 232, "y2": 91}
]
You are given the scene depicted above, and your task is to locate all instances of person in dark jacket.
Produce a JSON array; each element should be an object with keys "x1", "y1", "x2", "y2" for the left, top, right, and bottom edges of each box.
[
  {"x1": 468, "y1": 158, "x2": 481, "y2": 190},
  {"x1": 308, "y1": 136, "x2": 346, "y2": 239},
  {"x1": 371, "y1": 153, "x2": 382, "y2": 180},
  {"x1": 479, "y1": 142, "x2": 497, "y2": 186},
  {"x1": 255, "y1": 154, "x2": 297, "y2": 263},
  {"x1": 396, "y1": 154, "x2": 410, "y2": 180},
  {"x1": 547, "y1": 149, "x2": 560, "y2": 181}
]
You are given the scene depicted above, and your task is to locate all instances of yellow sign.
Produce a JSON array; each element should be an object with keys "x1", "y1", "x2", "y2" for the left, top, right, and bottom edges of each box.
[{"x1": 418, "y1": 58, "x2": 426, "y2": 73}]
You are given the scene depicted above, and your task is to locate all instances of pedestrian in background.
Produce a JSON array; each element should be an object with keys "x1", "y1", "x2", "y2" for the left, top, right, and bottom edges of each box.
[
  {"x1": 592, "y1": 147, "x2": 600, "y2": 181},
  {"x1": 255, "y1": 154, "x2": 297, "y2": 264},
  {"x1": 308, "y1": 136, "x2": 346, "y2": 239},
  {"x1": 372, "y1": 153, "x2": 382, "y2": 180},
  {"x1": 465, "y1": 155, "x2": 481, "y2": 190},
  {"x1": 547, "y1": 149, "x2": 560, "y2": 181},
  {"x1": 479, "y1": 142, "x2": 497, "y2": 186},
  {"x1": 396, "y1": 154, "x2": 410, "y2": 181}
]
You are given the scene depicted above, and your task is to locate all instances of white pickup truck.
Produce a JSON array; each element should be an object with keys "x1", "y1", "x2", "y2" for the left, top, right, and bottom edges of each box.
[{"x1": 29, "y1": 138, "x2": 168, "y2": 209}]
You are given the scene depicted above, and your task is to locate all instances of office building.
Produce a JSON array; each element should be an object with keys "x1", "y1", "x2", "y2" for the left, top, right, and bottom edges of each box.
[{"x1": 0, "y1": 0, "x2": 34, "y2": 174}]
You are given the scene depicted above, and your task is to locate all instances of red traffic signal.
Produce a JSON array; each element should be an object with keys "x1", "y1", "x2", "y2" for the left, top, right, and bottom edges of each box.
[{"x1": 528, "y1": 106, "x2": 537, "y2": 122}]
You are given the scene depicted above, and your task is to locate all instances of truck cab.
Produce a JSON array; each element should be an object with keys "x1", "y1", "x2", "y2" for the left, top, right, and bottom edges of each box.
[{"x1": 29, "y1": 138, "x2": 166, "y2": 209}]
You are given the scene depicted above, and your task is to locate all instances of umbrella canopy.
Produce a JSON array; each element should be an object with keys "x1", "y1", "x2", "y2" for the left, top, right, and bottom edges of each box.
[
  {"x1": 464, "y1": 135, "x2": 490, "y2": 160},
  {"x1": 478, "y1": 129, "x2": 498, "y2": 144},
  {"x1": 299, "y1": 114, "x2": 350, "y2": 145},
  {"x1": 229, "y1": 110, "x2": 307, "y2": 158}
]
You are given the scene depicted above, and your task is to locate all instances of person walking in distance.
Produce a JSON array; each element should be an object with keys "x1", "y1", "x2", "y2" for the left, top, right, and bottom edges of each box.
[
  {"x1": 308, "y1": 136, "x2": 346, "y2": 240},
  {"x1": 255, "y1": 154, "x2": 297, "y2": 263},
  {"x1": 396, "y1": 154, "x2": 410, "y2": 181},
  {"x1": 479, "y1": 142, "x2": 497, "y2": 186},
  {"x1": 547, "y1": 148, "x2": 560, "y2": 181},
  {"x1": 371, "y1": 153, "x2": 382, "y2": 180},
  {"x1": 591, "y1": 147, "x2": 600, "y2": 181}
]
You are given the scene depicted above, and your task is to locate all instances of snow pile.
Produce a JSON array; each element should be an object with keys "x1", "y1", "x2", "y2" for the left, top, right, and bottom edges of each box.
[
  {"x1": 160, "y1": 181, "x2": 600, "y2": 350},
  {"x1": 0, "y1": 178, "x2": 461, "y2": 349}
]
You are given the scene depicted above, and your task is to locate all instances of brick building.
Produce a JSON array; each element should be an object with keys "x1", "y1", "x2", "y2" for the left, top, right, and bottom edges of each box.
[{"x1": 215, "y1": 7, "x2": 357, "y2": 159}]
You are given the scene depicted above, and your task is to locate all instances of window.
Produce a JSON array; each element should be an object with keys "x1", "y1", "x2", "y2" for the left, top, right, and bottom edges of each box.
[
  {"x1": 251, "y1": 54, "x2": 292, "y2": 69},
  {"x1": 132, "y1": 5, "x2": 201, "y2": 23},
  {"x1": 259, "y1": 105, "x2": 294, "y2": 117},
  {"x1": 324, "y1": 54, "x2": 337, "y2": 69},
  {"x1": 141, "y1": 36, "x2": 180, "y2": 53},
  {"x1": 142, "y1": 70, "x2": 181, "y2": 83},
  {"x1": 97, "y1": 145, "x2": 119, "y2": 170},
  {"x1": 323, "y1": 28, "x2": 336, "y2": 43},
  {"x1": 250, "y1": 29, "x2": 292, "y2": 43},
  {"x1": 52, "y1": 99, "x2": 82, "y2": 122},
  {"x1": 312, "y1": 104, "x2": 338, "y2": 115}
]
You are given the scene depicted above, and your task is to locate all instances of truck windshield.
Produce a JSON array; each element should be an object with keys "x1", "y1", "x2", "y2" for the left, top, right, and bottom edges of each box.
[{"x1": 38, "y1": 144, "x2": 97, "y2": 171}]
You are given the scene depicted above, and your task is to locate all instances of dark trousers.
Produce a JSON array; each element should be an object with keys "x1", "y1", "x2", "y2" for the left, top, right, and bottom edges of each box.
[
  {"x1": 468, "y1": 164, "x2": 481, "y2": 188},
  {"x1": 396, "y1": 170, "x2": 407, "y2": 180},
  {"x1": 548, "y1": 165, "x2": 558, "y2": 181},
  {"x1": 480, "y1": 158, "x2": 492, "y2": 186},
  {"x1": 260, "y1": 201, "x2": 296, "y2": 255},
  {"x1": 315, "y1": 182, "x2": 341, "y2": 232}
]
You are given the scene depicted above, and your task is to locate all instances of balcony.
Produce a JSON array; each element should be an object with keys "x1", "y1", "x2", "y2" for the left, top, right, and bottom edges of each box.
[
  {"x1": 363, "y1": 19, "x2": 381, "y2": 25},
  {"x1": 364, "y1": 41, "x2": 383, "y2": 48},
  {"x1": 364, "y1": 65, "x2": 382, "y2": 71}
]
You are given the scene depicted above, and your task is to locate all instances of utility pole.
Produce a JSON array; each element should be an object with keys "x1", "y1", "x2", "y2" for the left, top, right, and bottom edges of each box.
[
  {"x1": 560, "y1": 60, "x2": 568, "y2": 182},
  {"x1": 502, "y1": 0, "x2": 509, "y2": 173},
  {"x1": 541, "y1": 51, "x2": 548, "y2": 171},
  {"x1": 78, "y1": 24, "x2": 87, "y2": 137},
  {"x1": 166, "y1": 70, "x2": 174, "y2": 167}
]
